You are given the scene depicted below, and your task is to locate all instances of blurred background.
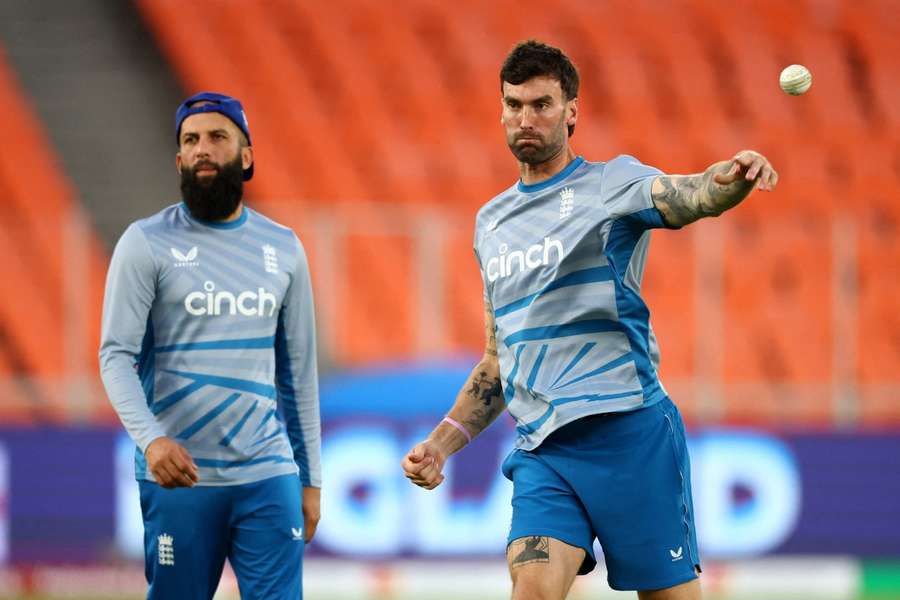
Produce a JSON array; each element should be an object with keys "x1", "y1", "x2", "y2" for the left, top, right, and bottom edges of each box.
[{"x1": 0, "y1": 0, "x2": 898, "y2": 598}]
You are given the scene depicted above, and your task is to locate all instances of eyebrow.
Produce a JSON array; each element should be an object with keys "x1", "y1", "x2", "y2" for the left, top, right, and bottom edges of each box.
[
  {"x1": 181, "y1": 128, "x2": 230, "y2": 140},
  {"x1": 504, "y1": 94, "x2": 555, "y2": 104}
]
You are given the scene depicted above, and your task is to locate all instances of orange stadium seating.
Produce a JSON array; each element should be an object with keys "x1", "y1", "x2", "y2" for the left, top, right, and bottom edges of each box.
[
  {"x1": 126, "y1": 0, "x2": 900, "y2": 426},
  {"x1": 0, "y1": 47, "x2": 109, "y2": 422}
]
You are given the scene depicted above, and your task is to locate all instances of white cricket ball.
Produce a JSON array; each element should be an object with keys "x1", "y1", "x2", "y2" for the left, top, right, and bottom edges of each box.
[{"x1": 779, "y1": 64, "x2": 812, "y2": 95}]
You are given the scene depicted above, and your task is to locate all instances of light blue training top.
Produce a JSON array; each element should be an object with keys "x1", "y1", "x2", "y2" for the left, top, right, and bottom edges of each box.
[
  {"x1": 474, "y1": 155, "x2": 675, "y2": 450},
  {"x1": 99, "y1": 203, "x2": 321, "y2": 487}
]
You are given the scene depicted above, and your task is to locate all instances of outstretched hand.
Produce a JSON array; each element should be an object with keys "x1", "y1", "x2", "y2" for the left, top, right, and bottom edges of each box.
[
  {"x1": 713, "y1": 150, "x2": 779, "y2": 192},
  {"x1": 401, "y1": 440, "x2": 447, "y2": 490}
]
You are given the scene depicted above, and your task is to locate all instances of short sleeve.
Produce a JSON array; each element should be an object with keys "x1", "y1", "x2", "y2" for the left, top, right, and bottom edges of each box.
[{"x1": 600, "y1": 155, "x2": 670, "y2": 230}]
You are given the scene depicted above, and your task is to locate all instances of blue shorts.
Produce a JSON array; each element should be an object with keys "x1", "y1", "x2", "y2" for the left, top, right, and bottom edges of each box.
[
  {"x1": 501, "y1": 397, "x2": 700, "y2": 591},
  {"x1": 139, "y1": 474, "x2": 305, "y2": 600}
]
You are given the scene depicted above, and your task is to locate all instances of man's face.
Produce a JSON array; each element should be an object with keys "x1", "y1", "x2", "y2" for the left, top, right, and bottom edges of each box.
[
  {"x1": 176, "y1": 112, "x2": 252, "y2": 221},
  {"x1": 501, "y1": 76, "x2": 577, "y2": 165},
  {"x1": 176, "y1": 111, "x2": 249, "y2": 178}
]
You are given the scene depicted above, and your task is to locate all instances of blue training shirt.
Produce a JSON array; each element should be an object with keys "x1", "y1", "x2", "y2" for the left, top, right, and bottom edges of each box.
[
  {"x1": 474, "y1": 155, "x2": 675, "y2": 450},
  {"x1": 99, "y1": 203, "x2": 321, "y2": 487}
]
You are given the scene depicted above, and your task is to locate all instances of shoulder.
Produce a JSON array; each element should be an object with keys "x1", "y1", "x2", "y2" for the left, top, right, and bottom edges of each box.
[
  {"x1": 244, "y1": 208, "x2": 310, "y2": 268},
  {"x1": 245, "y1": 207, "x2": 304, "y2": 246},
  {"x1": 133, "y1": 202, "x2": 180, "y2": 230},
  {"x1": 245, "y1": 207, "x2": 297, "y2": 238},
  {"x1": 475, "y1": 181, "x2": 518, "y2": 236},
  {"x1": 600, "y1": 155, "x2": 664, "y2": 184}
]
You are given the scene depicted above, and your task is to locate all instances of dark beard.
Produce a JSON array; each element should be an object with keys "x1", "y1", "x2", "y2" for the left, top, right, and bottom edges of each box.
[
  {"x1": 507, "y1": 113, "x2": 569, "y2": 165},
  {"x1": 508, "y1": 132, "x2": 565, "y2": 165},
  {"x1": 180, "y1": 155, "x2": 243, "y2": 222}
]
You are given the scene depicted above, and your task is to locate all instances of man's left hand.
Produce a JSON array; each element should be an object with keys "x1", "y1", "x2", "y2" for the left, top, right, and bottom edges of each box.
[
  {"x1": 302, "y1": 486, "x2": 321, "y2": 543},
  {"x1": 713, "y1": 149, "x2": 779, "y2": 192}
]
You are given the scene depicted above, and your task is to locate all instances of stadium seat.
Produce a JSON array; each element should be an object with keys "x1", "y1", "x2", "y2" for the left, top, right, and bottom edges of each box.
[{"x1": 131, "y1": 0, "x2": 900, "y2": 428}]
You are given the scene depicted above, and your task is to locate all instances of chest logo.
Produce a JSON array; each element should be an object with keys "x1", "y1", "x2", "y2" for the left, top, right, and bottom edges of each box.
[
  {"x1": 171, "y1": 246, "x2": 199, "y2": 268},
  {"x1": 485, "y1": 237, "x2": 565, "y2": 283},
  {"x1": 262, "y1": 244, "x2": 279, "y2": 274},
  {"x1": 184, "y1": 281, "x2": 277, "y2": 317},
  {"x1": 559, "y1": 187, "x2": 575, "y2": 219}
]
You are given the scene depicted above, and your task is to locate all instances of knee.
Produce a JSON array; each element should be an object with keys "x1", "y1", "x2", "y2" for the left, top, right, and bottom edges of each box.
[{"x1": 510, "y1": 571, "x2": 564, "y2": 600}]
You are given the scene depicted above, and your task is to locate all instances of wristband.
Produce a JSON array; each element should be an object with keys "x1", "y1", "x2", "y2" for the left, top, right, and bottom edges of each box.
[{"x1": 442, "y1": 416, "x2": 472, "y2": 444}]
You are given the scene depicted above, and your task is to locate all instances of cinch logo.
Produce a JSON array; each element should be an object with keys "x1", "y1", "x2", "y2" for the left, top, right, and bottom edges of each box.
[
  {"x1": 485, "y1": 237, "x2": 564, "y2": 282},
  {"x1": 184, "y1": 281, "x2": 277, "y2": 317}
]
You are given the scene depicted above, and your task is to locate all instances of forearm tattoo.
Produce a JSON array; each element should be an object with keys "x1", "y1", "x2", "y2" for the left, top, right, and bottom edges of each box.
[
  {"x1": 462, "y1": 369, "x2": 503, "y2": 433},
  {"x1": 654, "y1": 163, "x2": 754, "y2": 227},
  {"x1": 467, "y1": 369, "x2": 502, "y2": 405}
]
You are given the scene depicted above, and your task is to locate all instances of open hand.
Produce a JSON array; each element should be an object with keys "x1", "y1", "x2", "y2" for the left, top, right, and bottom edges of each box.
[{"x1": 714, "y1": 150, "x2": 779, "y2": 192}]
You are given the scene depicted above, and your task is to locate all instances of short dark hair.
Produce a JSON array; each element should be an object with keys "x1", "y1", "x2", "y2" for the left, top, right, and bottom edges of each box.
[{"x1": 500, "y1": 40, "x2": 579, "y2": 135}]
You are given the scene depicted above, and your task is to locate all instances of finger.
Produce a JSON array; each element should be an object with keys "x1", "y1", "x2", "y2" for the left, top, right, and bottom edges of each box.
[
  {"x1": 406, "y1": 445, "x2": 426, "y2": 463},
  {"x1": 731, "y1": 153, "x2": 747, "y2": 167},
  {"x1": 713, "y1": 161, "x2": 740, "y2": 185},
  {"x1": 405, "y1": 470, "x2": 433, "y2": 485},
  {"x1": 401, "y1": 452, "x2": 427, "y2": 472},
  {"x1": 416, "y1": 458, "x2": 439, "y2": 479},
  {"x1": 304, "y1": 516, "x2": 319, "y2": 543},
  {"x1": 404, "y1": 455, "x2": 434, "y2": 476},
  {"x1": 734, "y1": 151, "x2": 756, "y2": 166},
  {"x1": 169, "y1": 454, "x2": 198, "y2": 485},
  {"x1": 770, "y1": 168, "x2": 779, "y2": 189},
  {"x1": 165, "y1": 458, "x2": 196, "y2": 488},
  {"x1": 155, "y1": 463, "x2": 178, "y2": 489},
  {"x1": 405, "y1": 472, "x2": 437, "y2": 488},
  {"x1": 746, "y1": 158, "x2": 765, "y2": 181},
  {"x1": 758, "y1": 165, "x2": 773, "y2": 190},
  {"x1": 172, "y1": 451, "x2": 199, "y2": 483},
  {"x1": 423, "y1": 474, "x2": 446, "y2": 490},
  {"x1": 177, "y1": 446, "x2": 199, "y2": 473}
]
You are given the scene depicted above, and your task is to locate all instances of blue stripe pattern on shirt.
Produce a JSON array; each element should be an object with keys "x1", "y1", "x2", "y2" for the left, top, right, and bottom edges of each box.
[
  {"x1": 516, "y1": 389, "x2": 644, "y2": 435},
  {"x1": 220, "y1": 400, "x2": 259, "y2": 447},
  {"x1": 176, "y1": 392, "x2": 242, "y2": 440},
  {"x1": 156, "y1": 336, "x2": 275, "y2": 353},
  {"x1": 503, "y1": 319, "x2": 621, "y2": 347},
  {"x1": 160, "y1": 369, "x2": 277, "y2": 399},
  {"x1": 494, "y1": 267, "x2": 614, "y2": 319}
]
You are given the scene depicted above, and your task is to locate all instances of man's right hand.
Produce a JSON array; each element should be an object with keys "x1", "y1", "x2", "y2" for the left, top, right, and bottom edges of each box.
[
  {"x1": 144, "y1": 437, "x2": 199, "y2": 488},
  {"x1": 402, "y1": 439, "x2": 447, "y2": 490}
]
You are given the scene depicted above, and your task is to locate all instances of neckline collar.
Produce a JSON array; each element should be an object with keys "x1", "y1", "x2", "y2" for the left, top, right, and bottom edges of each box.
[
  {"x1": 181, "y1": 202, "x2": 248, "y2": 229},
  {"x1": 517, "y1": 156, "x2": 585, "y2": 193}
]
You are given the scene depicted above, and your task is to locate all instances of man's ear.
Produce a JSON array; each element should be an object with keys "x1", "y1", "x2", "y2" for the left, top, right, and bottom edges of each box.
[
  {"x1": 241, "y1": 146, "x2": 253, "y2": 171},
  {"x1": 566, "y1": 97, "x2": 578, "y2": 129}
]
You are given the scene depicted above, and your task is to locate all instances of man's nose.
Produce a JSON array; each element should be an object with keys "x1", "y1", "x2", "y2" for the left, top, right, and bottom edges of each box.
[
  {"x1": 194, "y1": 135, "x2": 212, "y2": 157},
  {"x1": 519, "y1": 106, "x2": 536, "y2": 129}
]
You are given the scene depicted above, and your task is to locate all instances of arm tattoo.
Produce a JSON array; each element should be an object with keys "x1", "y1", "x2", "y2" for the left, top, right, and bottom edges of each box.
[
  {"x1": 467, "y1": 370, "x2": 502, "y2": 405},
  {"x1": 486, "y1": 329, "x2": 498, "y2": 356},
  {"x1": 653, "y1": 175, "x2": 705, "y2": 227},
  {"x1": 653, "y1": 162, "x2": 754, "y2": 227},
  {"x1": 462, "y1": 369, "x2": 503, "y2": 432}
]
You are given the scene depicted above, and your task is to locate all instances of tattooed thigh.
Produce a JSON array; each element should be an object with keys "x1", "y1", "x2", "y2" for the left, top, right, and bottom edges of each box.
[
  {"x1": 507, "y1": 536, "x2": 584, "y2": 599},
  {"x1": 509, "y1": 536, "x2": 551, "y2": 568}
]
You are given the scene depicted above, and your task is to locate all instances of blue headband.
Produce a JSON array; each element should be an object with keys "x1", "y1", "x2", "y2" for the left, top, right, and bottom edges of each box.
[{"x1": 176, "y1": 92, "x2": 253, "y2": 181}]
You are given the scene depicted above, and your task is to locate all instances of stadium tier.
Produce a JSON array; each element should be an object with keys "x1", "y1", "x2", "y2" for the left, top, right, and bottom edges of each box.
[
  {"x1": 0, "y1": 0, "x2": 896, "y2": 426},
  {"x1": 0, "y1": 46, "x2": 108, "y2": 423}
]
